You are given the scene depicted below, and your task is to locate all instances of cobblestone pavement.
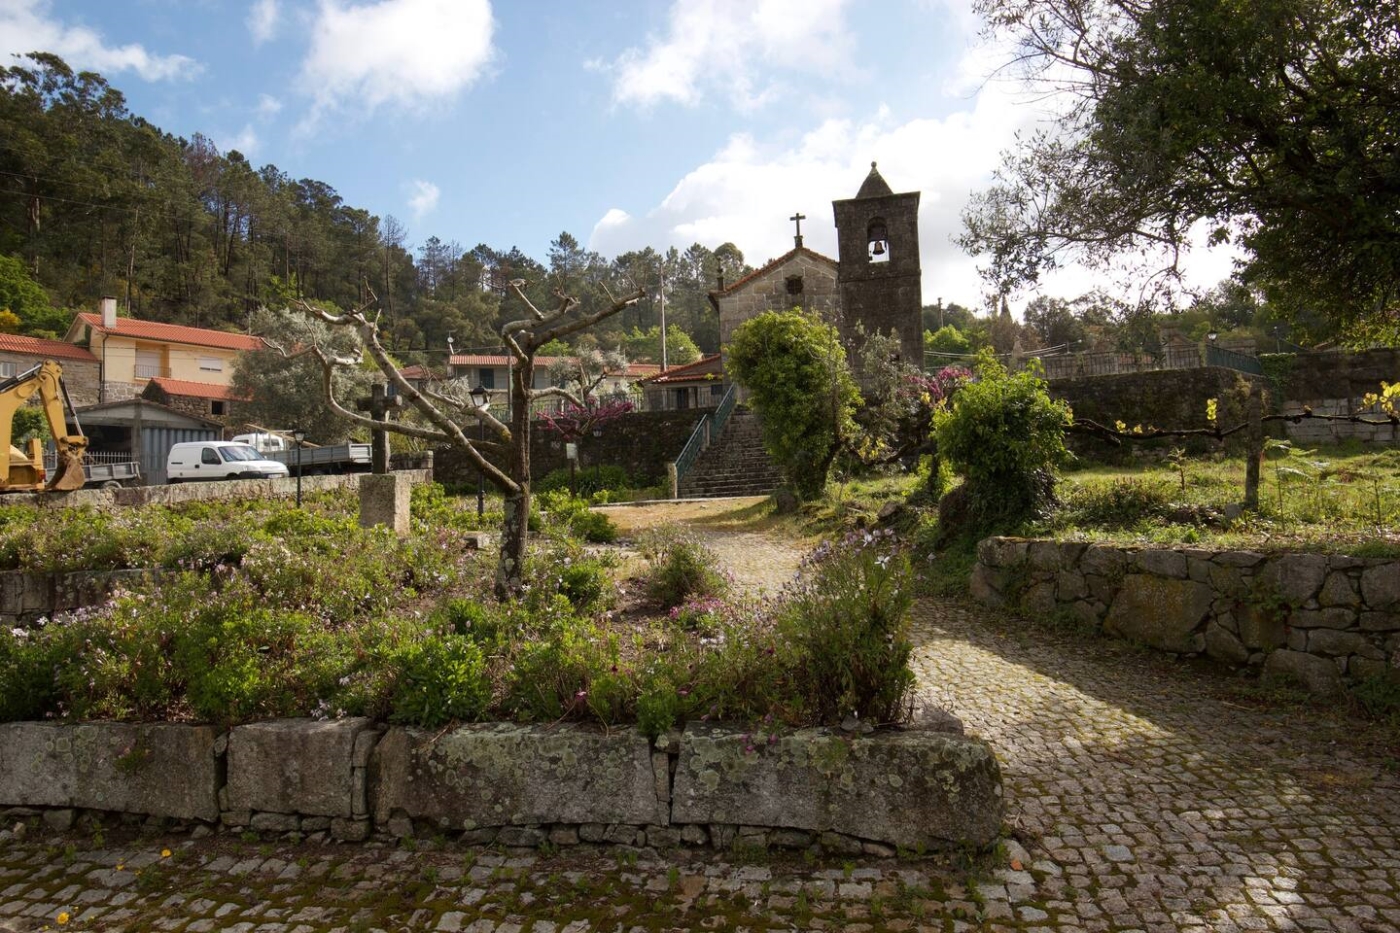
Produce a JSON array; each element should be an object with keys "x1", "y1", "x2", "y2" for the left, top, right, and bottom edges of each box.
[
  {"x1": 3, "y1": 505, "x2": 1398, "y2": 931},
  {"x1": 911, "y1": 600, "x2": 1400, "y2": 933}
]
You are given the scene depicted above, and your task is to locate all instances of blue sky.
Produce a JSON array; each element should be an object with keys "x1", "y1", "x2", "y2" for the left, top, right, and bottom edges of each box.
[{"x1": 2, "y1": 0, "x2": 1235, "y2": 311}]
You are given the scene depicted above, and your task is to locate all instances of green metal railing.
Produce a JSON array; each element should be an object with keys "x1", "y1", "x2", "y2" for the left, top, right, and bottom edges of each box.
[
  {"x1": 710, "y1": 384, "x2": 738, "y2": 437},
  {"x1": 1206, "y1": 343, "x2": 1264, "y2": 375},
  {"x1": 672, "y1": 413, "x2": 710, "y2": 497}
]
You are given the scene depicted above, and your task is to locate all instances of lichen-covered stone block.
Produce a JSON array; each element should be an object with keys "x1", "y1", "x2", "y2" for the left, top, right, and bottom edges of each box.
[
  {"x1": 1104, "y1": 574, "x2": 1214, "y2": 653},
  {"x1": 226, "y1": 718, "x2": 376, "y2": 818},
  {"x1": 671, "y1": 724, "x2": 1002, "y2": 850},
  {"x1": 359, "y1": 473, "x2": 411, "y2": 536},
  {"x1": 0, "y1": 722, "x2": 219, "y2": 821},
  {"x1": 370, "y1": 724, "x2": 665, "y2": 829}
]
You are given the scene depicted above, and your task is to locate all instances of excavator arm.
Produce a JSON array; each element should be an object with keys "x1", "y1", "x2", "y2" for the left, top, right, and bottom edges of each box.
[{"x1": 0, "y1": 360, "x2": 89, "y2": 492}]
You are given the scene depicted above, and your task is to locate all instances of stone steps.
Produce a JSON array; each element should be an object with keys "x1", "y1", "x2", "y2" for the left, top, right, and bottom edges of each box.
[{"x1": 679, "y1": 411, "x2": 782, "y2": 498}]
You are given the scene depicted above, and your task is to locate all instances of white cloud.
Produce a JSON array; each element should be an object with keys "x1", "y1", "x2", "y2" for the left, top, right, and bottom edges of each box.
[
  {"x1": 590, "y1": 84, "x2": 1028, "y2": 309},
  {"x1": 593, "y1": 0, "x2": 857, "y2": 111},
  {"x1": 407, "y1": 179, "x2": 440, "y2": 219},
  {"x1": 0, "y1": 0, "x2": 199, "y2": 81},
  {"x1": 223, "y1": 125, "x2": 260, "y2": 156},
  {"x1": 299, "y1": 0, "x2": 495, "y2": 118},
  {"x1": 248, "y1": 0, "x2": 280, "y2": 46},
  {"x1": 590, "y1": 10, "x2": 1238, "y2": 313},
  {"x1": 256, "y1": 93, "x2": 283, "y2": 118}
]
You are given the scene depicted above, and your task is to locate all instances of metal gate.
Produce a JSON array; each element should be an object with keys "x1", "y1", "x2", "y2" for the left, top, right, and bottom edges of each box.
[{"x1": 141, "y1": 427, "x2": 218, "y2": 485}]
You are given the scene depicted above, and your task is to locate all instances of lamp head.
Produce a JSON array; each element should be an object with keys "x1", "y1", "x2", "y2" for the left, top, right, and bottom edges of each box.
[{"x1": 470, "y1": 383, "x2": 491, "y2": 410}]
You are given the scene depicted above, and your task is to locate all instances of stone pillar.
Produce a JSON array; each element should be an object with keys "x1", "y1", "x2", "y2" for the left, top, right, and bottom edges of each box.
[{"x1": 359, "y1": 473, "x2": 411, "y2": 537}]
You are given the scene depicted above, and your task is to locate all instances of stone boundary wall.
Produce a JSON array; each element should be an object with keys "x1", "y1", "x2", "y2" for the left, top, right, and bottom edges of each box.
[
  {"x1": 1263, "y1": 349, "x2": 1400, "y2": 447},
  {"x1": 0, "y1": 568, "x2": 152, "y2": 629},
  {"x1": 972, "y1": 537, "x2": 1400, "y2": 696},
  {"x1": 7, "y1": 470, "x2": 431, "y2": 510},
  {"x1": 433, "y1": 411, "x2": 703, "y2": 491},
  {"x1": 0, "y1": 718, "x2": 1003, "y2": 853},
  {"x1": 1048, "y1": 367, "x2": 1267, "y2": 456}
]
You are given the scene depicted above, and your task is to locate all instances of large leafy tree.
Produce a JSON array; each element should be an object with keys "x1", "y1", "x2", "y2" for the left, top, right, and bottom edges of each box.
[
  {"x1": 231, "y1": 307, "x2": 376, "y2": 444},
  {"x1": 960, "y1": 0, "x2": 1400, "y2": 339},
  {"x1": 726, "y1": 309, "x2": 860, "y2": 500}
]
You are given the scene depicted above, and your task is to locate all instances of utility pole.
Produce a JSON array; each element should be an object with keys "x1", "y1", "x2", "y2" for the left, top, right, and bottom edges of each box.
[{"x1": 658, "y1": 267, "x2": 668, "y2": 372}]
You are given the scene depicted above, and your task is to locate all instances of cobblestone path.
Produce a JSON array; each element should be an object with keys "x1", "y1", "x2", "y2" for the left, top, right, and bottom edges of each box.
[
  {"x1": 911, "y1": 600, "x2": 1400, "y2": 933},
  {"x1": 2, "y1": 504, "x2": 1398, "y2": 931}
]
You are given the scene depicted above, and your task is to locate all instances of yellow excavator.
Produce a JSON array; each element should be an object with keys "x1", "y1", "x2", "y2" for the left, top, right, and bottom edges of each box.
[{"x1": 0, "y1": 360, "x2": 89, "y2": 492}]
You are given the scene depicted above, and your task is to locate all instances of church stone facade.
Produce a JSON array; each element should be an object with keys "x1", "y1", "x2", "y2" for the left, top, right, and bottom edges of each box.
[
  {"x1": 712, "y1": 163, "x2": 923, "y2": 369},
  {"x1": 710, "y1": 247, "x2": 839, "y2": 347}
]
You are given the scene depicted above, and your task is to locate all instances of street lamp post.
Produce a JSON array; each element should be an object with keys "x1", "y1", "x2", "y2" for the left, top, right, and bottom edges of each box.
[
  {"x1": 291, "y1": 427, "x2": 305, "y2": 508},
  {"x1": 470, "y1": 384, "x2": 491, "y2": 518}
]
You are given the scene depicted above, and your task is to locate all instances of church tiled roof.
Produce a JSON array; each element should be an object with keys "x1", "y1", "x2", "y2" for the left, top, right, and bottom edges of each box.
[{"x1": 709, "y1": 246, "x2": 837, "y2": 299}]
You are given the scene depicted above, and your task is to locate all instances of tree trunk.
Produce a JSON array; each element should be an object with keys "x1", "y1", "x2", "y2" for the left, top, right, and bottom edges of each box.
[
  {"x1": 1243, "y1": 388, "x2": 1263, "y2": 511},
  {"x1": 494, "y1": 357, "x2": 535, "y2": 600}
]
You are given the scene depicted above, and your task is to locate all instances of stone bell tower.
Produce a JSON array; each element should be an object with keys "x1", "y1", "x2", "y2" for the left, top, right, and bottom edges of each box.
[{"x1": 831, "y1": 162, "x2": 923, "y2": 367}]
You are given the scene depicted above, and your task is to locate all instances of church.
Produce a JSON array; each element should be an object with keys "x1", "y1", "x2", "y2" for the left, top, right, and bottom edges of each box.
[
  {"x1": 716, "y1": 162, "x2": 923, "y2": 366},
  {"x1": 643, "y1": 163, "x2": 924, "y2": 409}
]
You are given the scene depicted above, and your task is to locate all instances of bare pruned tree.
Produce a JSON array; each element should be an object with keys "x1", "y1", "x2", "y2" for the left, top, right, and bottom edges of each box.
[{"x1": 291, "y1": 279, "x2": 644, "y2": 599}]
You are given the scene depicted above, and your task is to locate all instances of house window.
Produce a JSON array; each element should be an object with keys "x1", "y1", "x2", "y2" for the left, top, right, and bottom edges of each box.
[
  {"x1": 478, "y1": 367, "x2": 495, "y2": 389},
  {"x1": 710, "y1": 384, "x2": 724, "y2": 398},
  {"x1": 135, "y1": 348, "x2": 161, "y2": 379},
  {"x1": 198, "y1": 357, "x2": 223, "y2": 373},
  {"x1": 785, "y1": 275, "x2": 804, "y2": 295},
  {"x1": 0, "y1": 362, "x2": 16, "y2": 378},
  {"x1": 211, "y1": 400, "x2": 226, "y2": 416}
]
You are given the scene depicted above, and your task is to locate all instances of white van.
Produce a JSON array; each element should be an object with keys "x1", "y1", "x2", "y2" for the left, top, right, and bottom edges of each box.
[
  {"x1": 166, "y1": 441, "x2": 290, "y2": 482},
  {"x1": 231, "y1": 432, "x2": 288, "y2": 453}
]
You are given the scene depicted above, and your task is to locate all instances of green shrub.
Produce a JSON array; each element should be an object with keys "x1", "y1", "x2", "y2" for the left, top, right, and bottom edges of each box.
[
  {"x1": 635, "y1": 662, "x2": 684, "y2": 738},
  {"x1": 535, "y1": 489, "x2": 619, "y2": 543},
  {"x1": 0, "y1": 626, "x2": 65, "y2": 721},
  {"x1": 535, "y1": 465, "x2": 632, "y2": 498},
  {"x1": 505, "y1": 613, "x2": 629, "y2": 724},
  {"x1": 639, "y1": 528, "x2": 730, "y2": 609},
  {"x1": 437, "y1": 598, "x2": 505, "y2": 644},
  {"x1": 390, "y1": 634, "x2": 492, "y2": 727},
  {"x1": 726, "y1": 309, "x2": 862, "y2": 500},
  {"x1": 779, "y1": 530, "x2": 915, "y2": 724},
  {"x1": 1058, "y1": 477, "x2": 1176, "y2": 528},
  {"x1": 934, "y1": 351, "x2": 1072, "y2": 530},
  {"x1": 411, "y1": 482, "x2": 492, "y2": 531}
]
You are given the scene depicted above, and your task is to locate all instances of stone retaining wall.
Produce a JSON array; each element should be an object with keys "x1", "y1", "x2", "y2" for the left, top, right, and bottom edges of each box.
[
  {"x1": 8, "y1": 470, "x2": 431, "y2": 510},
  {"x1": 0, "y1": 718, "x2": 1003, "y2": 852},
  {"x1": 0, "y1": 568, "x2": 152, "y2": 628},
  {"x1": 972, "y1": 537, "x2": 1400, "y2": 696}
]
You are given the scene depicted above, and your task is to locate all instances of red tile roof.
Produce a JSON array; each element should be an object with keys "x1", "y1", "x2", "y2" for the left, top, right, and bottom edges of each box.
[
  {"x1": 147, "y1": 377, "x2": 248, "y2": 401},
  {"x1": 449, "y1": 355, "x2": 658, "y2": 379},
  {"x1": 709, "y1": 246, "x2": 837, "y2": 299},
  {"x1": 449, "y1": 354, "x2": 570, "y2": 368},
  {"x1": 0, "y1": 333, "x2": 97, "y2": 363},
  {"x1": 75, "y1": 313, "x2": 265, "y2": 351},
  {"x1": 642, "y1": 354, "x2": 724, "y2": 385}
]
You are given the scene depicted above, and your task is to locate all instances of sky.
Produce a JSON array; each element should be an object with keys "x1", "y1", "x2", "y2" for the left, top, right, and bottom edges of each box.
[{"x1": 0, "y1": 0, "x2": 1239, "y2": 314}]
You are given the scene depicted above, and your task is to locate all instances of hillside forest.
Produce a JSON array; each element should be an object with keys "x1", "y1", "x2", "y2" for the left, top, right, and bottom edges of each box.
[{"x1": 0, "y1": 52, "x2": 1344, "y2": 370}]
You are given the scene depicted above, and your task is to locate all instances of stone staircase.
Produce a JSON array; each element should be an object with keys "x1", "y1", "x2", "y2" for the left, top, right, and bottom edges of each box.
[{"x1": 678, "y1": 409, "x2": 784, "y2": 498}]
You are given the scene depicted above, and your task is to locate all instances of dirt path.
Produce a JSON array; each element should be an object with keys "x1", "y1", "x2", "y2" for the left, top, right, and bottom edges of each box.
[{"x1": 596, "y1": 497, "x2": 811, "y2": 595}]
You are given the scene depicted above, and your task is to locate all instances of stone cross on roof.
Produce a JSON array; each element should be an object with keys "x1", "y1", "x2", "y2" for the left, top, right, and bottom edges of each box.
[{"x1": 790, "y1": 211, "x2": 806, "y2": 248}]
